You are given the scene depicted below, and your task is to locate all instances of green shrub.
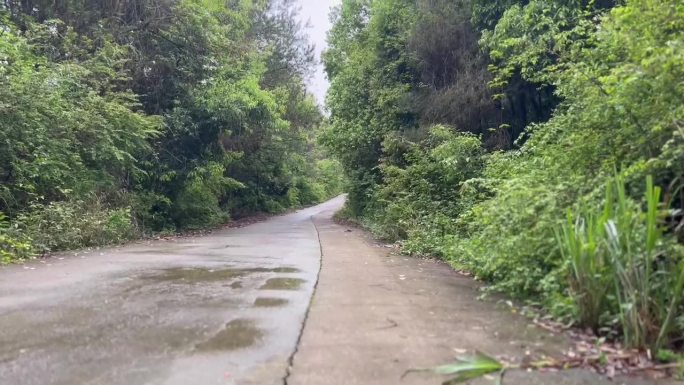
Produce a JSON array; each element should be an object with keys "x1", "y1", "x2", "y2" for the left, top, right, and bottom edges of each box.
[
  {"x1": 295, "y1": 178, "x2": 327, "y2": 206},
  {"x1": 13, "y1": 200, "x2": 137, "y2": 253},
  {"x1": 286, "y1": 186, "x2": 302, "y2": 207},
  {"x1": 174, "y1": 183, "x2": 229, "y2": 230},
  {"x1": 0, "y1": 213, "x2": 34, "y2": 263},
  {"x1": 315, "y1": 159, "x2": 347, "y2": 198},
  {"x1": 172, "y1": 162, "x2": 243, "y2": 230},
  {"x1": 285, "y1": 177, "x2": 326, "y2": 207},
  {"x1": 0, "y1": 232, "x2": 34, "y2": 264},
  {"x1": 100, "y1": 208, "x2": 136, "y2": 244},
  {"x1": 447, "y1": 160, "x2": 580, "y2": 299},
  {"x1": 557, "y1": 175, "x2": 684, "y2": 350},
  {"x1": 263, "y1": 198, "x2": 285, "y2": 214},
  {"x1": 130, "y1": 192, "x2": 174, "y2": 233},
  {"x1": 368, "y1": 126, "x2": 485, "y2": 243}
]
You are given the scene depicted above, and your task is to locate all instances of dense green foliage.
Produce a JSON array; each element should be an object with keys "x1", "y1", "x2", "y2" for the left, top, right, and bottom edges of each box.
[
  {"x1": 0, "y1": 0, "x2": 344, "y2": 262},
  {"x1": 324, "y1": 0, "x2": 684, "y2": 350}
]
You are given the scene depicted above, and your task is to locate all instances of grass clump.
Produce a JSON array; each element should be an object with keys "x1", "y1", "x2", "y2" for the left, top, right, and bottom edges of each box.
[{"x1": 557, "y1": 175, "x2": 684, "y2": 351}]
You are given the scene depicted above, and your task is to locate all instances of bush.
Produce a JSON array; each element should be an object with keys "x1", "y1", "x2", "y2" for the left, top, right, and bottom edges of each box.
[
  {"x1": 173, "y1": 182, "x2": 228, "y2": 230},
  {"x1": 315, "y1": 159, "x2": 347, "y2": 198},
  {"x1": 369, "y1": 126, "x2": 484, "y2": 246},
  {"x1": 172, "y1": 162, "x2": 243, "y2": 230},
  {"x1": 130, "y1": 192, "x2": 174, "y2": 233},
  {"x1": 446, "y1": 156, "x2": 581, "y2": 299},
  {"x1": 0, "y1": 213, "x2": 34, "y2": 263},
  {"x1": 557, "y1": 175, "x2": 684, "y2": 350},
  {"x1": 14, "y1": 200, "x2": 137, "y2": 253}
]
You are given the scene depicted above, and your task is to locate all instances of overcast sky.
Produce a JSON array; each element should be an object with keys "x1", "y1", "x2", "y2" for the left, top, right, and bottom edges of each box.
[{"x1": 296, "y1": 0, "x2": 341, "y2": 106}]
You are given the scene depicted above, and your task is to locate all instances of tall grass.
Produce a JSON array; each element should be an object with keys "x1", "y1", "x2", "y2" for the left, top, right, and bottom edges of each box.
[
  {"x1": 556, "y1": 209, "x2": 610, "y2": 332},
  {"x1": 556, "y1": 175, "x2": 684, "y2": 351}
]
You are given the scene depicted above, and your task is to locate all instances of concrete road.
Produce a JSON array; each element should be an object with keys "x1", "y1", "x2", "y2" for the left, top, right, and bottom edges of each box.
[
  {"x1": 0, "y1": 196, "x2": 674, "y2": 385},
  {"x1": 0, "y1": 197, "x2": 343, "y2": 385}
]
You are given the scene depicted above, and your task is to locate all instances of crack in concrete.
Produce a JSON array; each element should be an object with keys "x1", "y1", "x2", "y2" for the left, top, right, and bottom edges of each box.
[{"x1": 282, "y1": 214, "x2": 324, "y2": 385}]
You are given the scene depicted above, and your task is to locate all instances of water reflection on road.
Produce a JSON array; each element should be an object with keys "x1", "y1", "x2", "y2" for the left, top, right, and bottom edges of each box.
[{"x1": 0, "y1": 196, "x2": 345, "y2": 385}]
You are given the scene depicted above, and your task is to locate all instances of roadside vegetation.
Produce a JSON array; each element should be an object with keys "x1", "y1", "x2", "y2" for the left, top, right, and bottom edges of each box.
[
  {"x1": 0, "y1": 0, "x2": 345, "y2": 263},
  {"x1": 323, "y1": 0, "x2": 684, "y2": 354}
]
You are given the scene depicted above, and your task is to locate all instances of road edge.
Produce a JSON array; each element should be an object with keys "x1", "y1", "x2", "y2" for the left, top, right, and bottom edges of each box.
[{"x1": 282, "y1": 213, "x2": 325, "y2": 385}]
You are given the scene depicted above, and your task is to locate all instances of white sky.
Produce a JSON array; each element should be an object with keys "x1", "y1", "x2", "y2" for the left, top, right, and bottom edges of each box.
[{"x1": 296, "y1": 0, "x2": 341, "y2": 106}]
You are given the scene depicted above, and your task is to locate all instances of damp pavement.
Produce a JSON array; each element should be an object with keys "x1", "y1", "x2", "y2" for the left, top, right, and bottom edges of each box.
[
  {"x1": 0, "y1": 197, "x2": 339, "y2": 385},
  {"x1": 0, "y1": 196, "x2": 677, "y2": 385}
]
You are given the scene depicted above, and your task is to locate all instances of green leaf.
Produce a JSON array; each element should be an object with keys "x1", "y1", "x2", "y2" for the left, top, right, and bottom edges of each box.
[{"x1": 405, "y1": 352, "x2": 504, "y2": 384}]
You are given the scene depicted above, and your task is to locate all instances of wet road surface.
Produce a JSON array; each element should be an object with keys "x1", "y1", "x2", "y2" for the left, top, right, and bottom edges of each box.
[{"x1": 0, "y1": 197, "x2": 343, "y2": 385}]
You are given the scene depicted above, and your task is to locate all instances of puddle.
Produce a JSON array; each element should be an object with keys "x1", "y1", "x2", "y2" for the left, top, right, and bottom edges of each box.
[
  {"x1": 145, "y1": 267, "x2": 247, "y2": 283},
  {"x1": 253, "y1": 297, "x2": 289, "y2": 307},
  {"x1": 195, "y1": 319, "x2": 263, "y2": 352},
  {"x1": 229, "y1": 281, "x2": 243, "y2": 289},
  {"x1": 144, "y1": 266, "x2": 301, "y2": 284},
  {"x1": 226, "y1": 266, "x2": 299, "y2": 273},
  {"x1": 267, "y1": 267, "x2": 300, "y2": 273},
  {"x1": 259, "y1": 278, "x2": 305, "y2": 290}
]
